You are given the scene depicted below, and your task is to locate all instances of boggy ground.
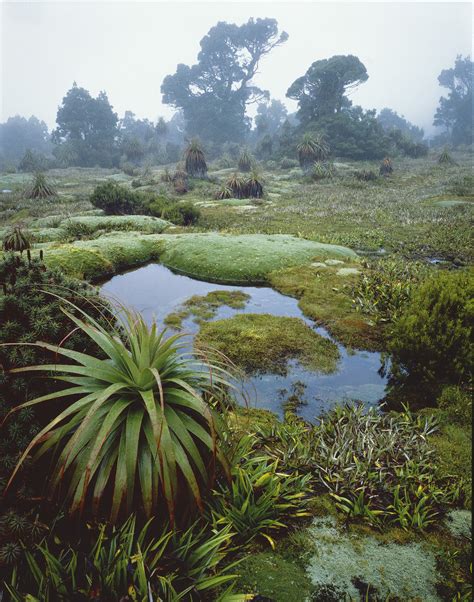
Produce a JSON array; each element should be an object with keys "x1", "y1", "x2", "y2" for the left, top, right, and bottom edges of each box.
[{"x1": 1, "y1": 151, "x2": 472, "y2": 600}]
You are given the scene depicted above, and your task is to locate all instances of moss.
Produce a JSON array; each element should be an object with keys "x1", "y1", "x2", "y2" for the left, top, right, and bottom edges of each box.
[
  {"x1": 59, "y1": 214, "x2": 170, "y2": 234},
  {"x1": 195, "y1": 313, "x2": 340, "y2": 375},
  {"x1": 158, "y1": 233, "x2": 357, "y2": 283},
  {"x1": 235, "y1": 551, "x2": 314, "y2": 601},
  {"x1": 269, "y1": 263, "x2": 383, "y2": 350},
  {"x1": 226, "y1": 407, "x2": 280, "y2": 438},
  {"x1": 35, "y1": 233, "x2": 165, "y2": 280},
  {"x1": 164, "y1": 290, "x2": 250, "y2": 329},
  {"x1": 430, "y1": 422, "x2": 472, "y2": 508}
]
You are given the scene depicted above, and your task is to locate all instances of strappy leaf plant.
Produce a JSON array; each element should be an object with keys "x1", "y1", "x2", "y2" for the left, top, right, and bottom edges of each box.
[
  {"x1": 297, "y1": 133, "x2": 329, "y2": 172},
  {"x1": 2, "y1": 225, "x2": 31, "y2": 254},
  {"x1": 3, "y1": 300, "x2": 233, "y2": 523},
  {"x1": 184, "y1": 139, "x2": 208, "y2": 178},
  {"x1": 237, "y1": 149, "x2": 253, "y2": 173}
]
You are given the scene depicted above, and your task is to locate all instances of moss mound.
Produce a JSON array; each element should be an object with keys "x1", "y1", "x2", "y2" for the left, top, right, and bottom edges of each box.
[
  {"x1": 59, "y1": 214, "x2": 169, "y2": 234},
  {"x1": 39, "y1": 233, "x2": 165, "y2": 280},
  {"x1": 159, "y1": 233, "x2": 357, "y2": 283},
  {"x1": 195, "y1": 313, "x2": 339, "y2": 375}
]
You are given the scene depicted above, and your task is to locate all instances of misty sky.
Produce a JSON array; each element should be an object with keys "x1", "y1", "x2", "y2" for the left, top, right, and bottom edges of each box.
[{"x1": 1, "y1": 1, "x2": 472, "y2": 134}]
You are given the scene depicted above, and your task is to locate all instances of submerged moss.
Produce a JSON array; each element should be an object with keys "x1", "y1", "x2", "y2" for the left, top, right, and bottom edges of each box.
[
  {"x1": 164, "y1": 290, "x2": 250, "y2": 329},
  {"x1": 195, "y1": 313, "x2": 339, "y2": 375}
]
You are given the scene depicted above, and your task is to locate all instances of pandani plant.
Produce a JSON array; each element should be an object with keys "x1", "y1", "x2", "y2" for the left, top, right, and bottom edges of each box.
[
  {"x1": 215, "y1": 184, "x2": 233, "y2": 200},
  {"x1": 297, "y1": 133, "x2": 329, "y2": 172},
  {"x1": 237, "y1": 149, "x2": 253, "y2": 173},
  {"x1": 26, "y1": 172, "x2": 57, "y2": 199},
  {"x1": 2, "y1": 299, "x2": 235, "y2": 523},
  {"x1": 438, "y1": 148, "x2": 457, "y2": 166},
  {"x1": 226, "y1": 173, "x2": 246, "y2": 199},
  {"x1": 184, "y1": 139, "x2": 208, "y2": 178},
  {"x1": 245, "y1": 171, "x2": 264, "y2": 198},
  {"x1": 2, "y1": 225, "x2": 31, "y2": 254}
]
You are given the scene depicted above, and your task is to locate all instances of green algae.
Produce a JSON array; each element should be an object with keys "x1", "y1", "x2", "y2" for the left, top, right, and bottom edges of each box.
[{"x1": 195, "y1": 313, "x2": 340, "y2": 375}]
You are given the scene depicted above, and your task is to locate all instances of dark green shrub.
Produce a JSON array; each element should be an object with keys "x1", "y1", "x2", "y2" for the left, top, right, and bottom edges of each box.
[
  {"x1": 89, "y1": 181, "x2": 144, "y2": 215},
  {"x1": 354, "y1": 169, "x2": 378, "y2": 181},
  {"x1": 0, "y1": 255, "x2": 112, "y2": 570},
  {"x1": 385, "y1": 271, "x2": 473, "y2": 408},
  {"x1": 279, "y1": 157, "x2": 299, "y2": 169},
  {"x1": 148, "y1": 197, "x2": 200, "y2": 226},
  {"x1": 437, "y1": 385, "x2": 472, "y2": 424}
]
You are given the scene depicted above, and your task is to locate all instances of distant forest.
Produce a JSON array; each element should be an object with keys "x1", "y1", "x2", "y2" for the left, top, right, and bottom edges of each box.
[{"x1": 0, "y1": 18, "x2": 471, "y2": 171}]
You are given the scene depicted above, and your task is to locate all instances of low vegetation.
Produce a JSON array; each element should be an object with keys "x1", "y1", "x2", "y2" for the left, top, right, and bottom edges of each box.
[{"x1": 196, "y1": 313, "x2": 340, "y2": 375}]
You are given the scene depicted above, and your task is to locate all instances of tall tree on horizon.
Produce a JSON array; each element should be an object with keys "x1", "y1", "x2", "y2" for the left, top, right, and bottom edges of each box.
[
  {"x1": 161, "y1": 18, "x2": 288, "y2": 144},
  {"x1": 52, "y1": 82, "x2": 118, "y2": 167},
  {"x1": 433, "y1": 55, "x2": 473, "y2": 146}
]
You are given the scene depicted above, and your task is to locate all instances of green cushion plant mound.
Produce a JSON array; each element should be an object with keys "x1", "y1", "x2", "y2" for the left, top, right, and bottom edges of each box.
[
  {"x1": 59, "y1": 214, "x2": 170, "y2": 234},
  {"x1": 39, "y1": 233, "x2": 165, "y2": 279},
  {"x1": 196, "y1": 313, "x2": 340, "y2": 375},
  {"x1": 5, "y1": 305, "x2": 233, "y2": 522},
  {"x1": 159, "y1": 233, "x2": 357, "y2": 283}
]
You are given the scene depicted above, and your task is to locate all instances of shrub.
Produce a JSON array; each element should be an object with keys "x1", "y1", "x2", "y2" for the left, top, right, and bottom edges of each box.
[
  {"x1": 379, "y1": 157, "x2": 393, "y2": 176},
  {"x1": 354, "y1": 169, "x2": 378, "y2": 181},
  {"x1": 5, "y1": 306, "x2": 233, "y2": 522},
  {"x1": 448, "y1": 174, "x2": 474, "y2": 196},
  {"x1": 0, "y1": 255, "x2": 113, "y2": 566},
  {"x1": 89, "y1": 181, "x2": 144, "y2": 215},
  {"x1": 437, "y1": 385, "x2": 472, "y2": 425},
  {"x1": 279, "y1": 157, "x2": 299, "y2": 169},
  {"x1": 148, "y1": 197, "x2": 200, "y2": 226},
  {"x1": 385, "y1": 271, "x2": 473, "y2": 407}
]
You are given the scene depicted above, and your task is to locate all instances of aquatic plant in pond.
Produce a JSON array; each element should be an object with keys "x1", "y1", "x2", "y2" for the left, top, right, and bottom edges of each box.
[{"x1": 165, "y1": 290, "x2": 250, "y2": 329}]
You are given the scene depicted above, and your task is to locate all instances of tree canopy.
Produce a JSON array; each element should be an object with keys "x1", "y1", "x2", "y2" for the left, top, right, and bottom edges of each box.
[
  {"x1": 0, "y1": 115, "x2": 51, "y2": 167},
  {"x1": 433, "y1": 55, "x2": 473, "y2": 146},
  {"x1": 161, "y1": 18, "x2": 288, "y2": 144},
  {"x1": 286, "y1": 55, "x2": 368, "y2": 124},
  {"x1": 377, "y1": 108, "x2": 424, "y2": 141},
  {"x1": 52, "y1": 82, "x2": 119, "y2": 167},
  {"x1": 255, "y1": 99, "x2": 288, "y2": 137}
]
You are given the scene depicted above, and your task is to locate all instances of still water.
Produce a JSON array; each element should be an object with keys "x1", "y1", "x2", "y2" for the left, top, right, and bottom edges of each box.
[{"x1": 100, "y1": 263, "x2": 387, "y2": 420}]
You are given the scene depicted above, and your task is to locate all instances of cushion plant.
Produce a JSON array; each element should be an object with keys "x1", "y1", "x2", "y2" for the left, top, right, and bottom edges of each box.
[{"x1": 3, "y1": 299, "x2": 233, "y2": 523}]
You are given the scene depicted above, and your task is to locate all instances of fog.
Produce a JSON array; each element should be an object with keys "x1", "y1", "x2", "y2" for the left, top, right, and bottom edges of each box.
[{"x1": 1, "y1": 1, "x2": 472, "y2": 134}]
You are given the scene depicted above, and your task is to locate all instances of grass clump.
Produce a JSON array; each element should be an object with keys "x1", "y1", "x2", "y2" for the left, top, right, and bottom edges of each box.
[
  {"x1": 164, "y1": 290, "x2": 250, "y2": 330},
  {"x1": 196, "y1": 313, "x2": 340, "y2": 375},
  {"x1": 158, "y1": 233, "x2": 357, "y2": 283}
]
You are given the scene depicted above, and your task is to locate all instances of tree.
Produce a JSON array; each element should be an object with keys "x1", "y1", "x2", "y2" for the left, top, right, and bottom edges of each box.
[
  {"x1": 161, "y1": 18, "x2": 288, "y2": 144},
  {"x1": 0, "y1": 115, "x2": 51, "y2": 166},
  {"x1": 52, "y1": 82, "x2": 119, "y2": 167},
  {"x1": 433, "y1": 55, "x2": 473, "y2": 146},
  {"x1": 287, "y1": 55, "x2": 368, "y2": 124},
  {"x1": 377, "y1": 108, "x2": 424, "y2": 141},
  {"x1": 255, "y1": 99, "x2": 288, "y2": 137}
]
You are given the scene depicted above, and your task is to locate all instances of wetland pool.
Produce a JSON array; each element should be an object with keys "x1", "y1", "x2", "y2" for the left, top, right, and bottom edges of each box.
[{"x1": 100, "y1": 263, "x2": 387, "y2": 420}]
